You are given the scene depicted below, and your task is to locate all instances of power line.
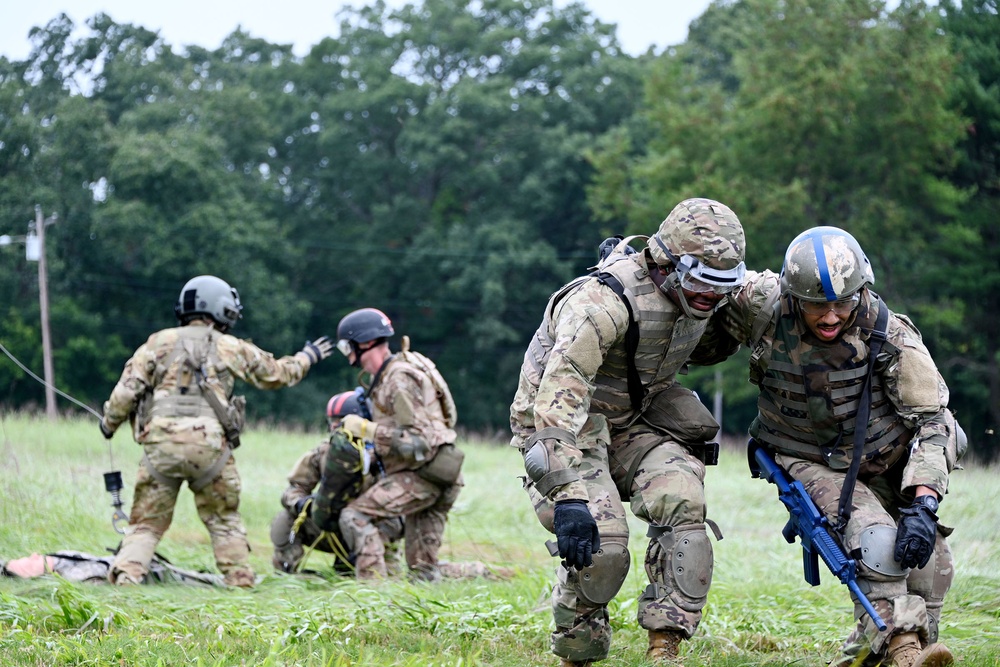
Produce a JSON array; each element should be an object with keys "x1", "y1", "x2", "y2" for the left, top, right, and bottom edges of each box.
[{"x1": 0, "y1": 339, "x2": 102, "y2": 420}]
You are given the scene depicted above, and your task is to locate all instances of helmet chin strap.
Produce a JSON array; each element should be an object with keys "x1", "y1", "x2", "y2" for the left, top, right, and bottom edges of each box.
[
  {"x1": 350, "y1": 341, "x2": 364, "y2": 368},
  {"x1": 660, "y1": 271, "x2": 715, "y2": 320}
]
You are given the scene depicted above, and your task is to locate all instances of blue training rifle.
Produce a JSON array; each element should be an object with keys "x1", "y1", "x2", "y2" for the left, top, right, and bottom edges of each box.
[{"x1": 750, "y1": 441, "x2": 888, "y2": 631}]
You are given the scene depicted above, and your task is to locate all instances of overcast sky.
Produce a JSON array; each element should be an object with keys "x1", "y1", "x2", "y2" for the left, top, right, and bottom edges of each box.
[{"x1": 1, "y1": 0, "x2": 713, "y2": 62}]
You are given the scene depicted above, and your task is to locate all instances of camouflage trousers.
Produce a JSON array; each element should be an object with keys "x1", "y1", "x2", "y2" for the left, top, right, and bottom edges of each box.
[
  {"x1": 270, "y1": 508, "x2": 404, "y2": 574},
  {"x1": 338, "y1": 470, "x2": 462, "y2": 580},
  {"x1": 111, "y1": 443, "x2": 253, "y2": 587},
  {"x1": 526, "y1": 421, "x2": 713, "y2": 663},
  {"x1": 776, "y1": 455, "x2": 954, "y2": 662}
]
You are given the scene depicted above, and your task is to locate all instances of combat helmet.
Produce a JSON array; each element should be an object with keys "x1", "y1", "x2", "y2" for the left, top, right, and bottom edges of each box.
[
  {"x1": 648, "y1": 198, "x2": 747, "y2": 318},
  {"x1": 326, "y1": 387, "x2": 368, "y2": 430},
  {"x1": 780, "y1": 227, "x2": 874, "y2": 303},
  {"x1": 174, "y1": 275, "x2": 243, "y2": 330},
  {"x1": 336, "y1": 308, "x2": 394, "y2": 366}
]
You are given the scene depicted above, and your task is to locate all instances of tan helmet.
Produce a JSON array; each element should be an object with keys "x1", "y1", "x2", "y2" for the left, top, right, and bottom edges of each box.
[
  {"x1": 648, "y1": 198, "x2": 747, "y2": 290},
  {"x1": 780, "y1": 226, "x2": 874, "y2": 302}
]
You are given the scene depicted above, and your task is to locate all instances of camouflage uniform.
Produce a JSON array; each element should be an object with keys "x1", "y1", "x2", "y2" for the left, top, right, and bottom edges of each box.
[
  {"x1": 717, "y1": 270, "x2": 958, "y2": 662},
  {"x1": 337, "y1": 352, "x2": 463, "y2": 580},
  {"x1": 2, "y1": 550, "x2": 225, "y2": 586},
  {"x1": 510, "y1": 205, "x2": 745, "y2": 664},
  {"x1": 102, "y1": 321, "x2": 315, "y2": 587},
  {"x1": 270, "y1": 438, "x2": 403, "y2": 574}
]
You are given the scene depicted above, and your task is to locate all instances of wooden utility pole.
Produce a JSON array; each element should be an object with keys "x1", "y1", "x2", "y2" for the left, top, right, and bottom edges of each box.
[{"x1": 34, "y1": 205, "x2": 57, "y2": 420}]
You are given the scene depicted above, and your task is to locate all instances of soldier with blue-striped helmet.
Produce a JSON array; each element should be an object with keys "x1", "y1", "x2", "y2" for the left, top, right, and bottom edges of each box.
[
  {"x1": 780, "y1": 227, "x2": 875, "y2": 343},
  {"x1": 781, "y1": 226, "x2": 874, "y2": 302},
  {"x1": 714, "y1": 226, "x2": 962, "y2": 667}
]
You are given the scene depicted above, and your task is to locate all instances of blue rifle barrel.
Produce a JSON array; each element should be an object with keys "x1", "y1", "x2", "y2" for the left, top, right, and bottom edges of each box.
[{"x1": 753, "y1": 446, "x2": 888, "y2": 631}]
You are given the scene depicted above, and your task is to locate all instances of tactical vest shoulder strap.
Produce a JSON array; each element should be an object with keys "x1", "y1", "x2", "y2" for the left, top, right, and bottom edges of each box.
[
  {"x1": 593, "y1": 271, "x2": 644, "y2": 411},
  {"x1": 835, "y1": 295, "x2": 890, "y2": 531}
]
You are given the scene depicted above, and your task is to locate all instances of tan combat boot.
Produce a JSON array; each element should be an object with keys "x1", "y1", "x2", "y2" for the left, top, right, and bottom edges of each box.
[
  {"x1": 647, "y1": 629, "x2": 684, "y2": 663},
  {"x1": 887, "y1": 632, "x2": 954, "y2": 667},
  {"x1": 111, "y1": 571, "x2": 140, "y2": 586},
  {"x1": 223, "y1": 568, "x2": 256, "y2": 588}
]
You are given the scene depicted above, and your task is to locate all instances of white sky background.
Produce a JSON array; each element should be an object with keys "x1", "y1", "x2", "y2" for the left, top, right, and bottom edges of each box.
[{"x1": 1, "y1": 0, "x2": 713, "y2": 62}]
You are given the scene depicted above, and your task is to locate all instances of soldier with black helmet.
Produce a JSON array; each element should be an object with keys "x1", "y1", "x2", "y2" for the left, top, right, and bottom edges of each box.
[
  {"x1": 510, "y1": 198, "x2": 748, "y2": 665},
  {"x1": 716, "y1": 227, "x2": 963, "y2": 667},
  {"x1": 325, "y1": 308, "x2": 463, "y2": 581},
  {"x1": 99, "y1": 275, "x2": 334, "y2": 587}
]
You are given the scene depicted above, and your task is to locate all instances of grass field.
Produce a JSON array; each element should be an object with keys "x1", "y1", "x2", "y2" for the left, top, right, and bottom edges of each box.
[{"x1": 1, "y1": 413, "x2": 998, "y2": 666}]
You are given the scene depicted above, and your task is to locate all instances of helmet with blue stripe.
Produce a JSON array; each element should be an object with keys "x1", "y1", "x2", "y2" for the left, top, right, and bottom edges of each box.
[{"x1": 779, "y1": 226, "x2": 874, "y2": 302}]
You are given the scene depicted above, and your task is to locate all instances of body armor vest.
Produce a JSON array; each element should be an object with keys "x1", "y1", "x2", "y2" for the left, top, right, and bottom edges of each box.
[
  {"x1": 750, "y1": 295, "x2": 909, "y2": 470},
  {"x1": 147, "y1": 325, "x2": 236, "y2": 422},
  {"x1": 523, "y1": 248, "x2": 709, "y2": 429}
]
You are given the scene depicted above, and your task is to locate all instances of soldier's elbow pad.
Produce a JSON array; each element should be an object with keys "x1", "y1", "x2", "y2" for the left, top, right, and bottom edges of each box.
[{"x1": 524, "y1": 441, "x2": 579, "y2": 498}]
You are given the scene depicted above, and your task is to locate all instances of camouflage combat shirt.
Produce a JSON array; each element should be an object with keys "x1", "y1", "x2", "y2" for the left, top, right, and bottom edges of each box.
[
  {"x1": 103, "y1": 321, "x2": 312, "y2": 446},
  {"x1": 718, "y1": 270, "x2": 952, "y2": 497}
]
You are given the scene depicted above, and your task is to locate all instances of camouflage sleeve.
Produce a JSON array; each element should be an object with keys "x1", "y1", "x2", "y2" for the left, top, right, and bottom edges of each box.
[
  {"x1": 217, "y1": 335, "x2": 311, "y2": 390},
  {"x1": 534, "y1": 282, "x2": 630, "y2": 501},
  {"x1": 714, "y1": 269, "x2": 781, "y2": 346},
  {"x1": 881, "y1": 312, "x2": 951, "y2": 497},
  {"x1": 370, "y1": 364, "x2": 448, "y2": 462},
  {"x1": 280, "y1": 443, "x2": 326, "y2": 512},
  {"x1": 687, "y1": 314, "x2": 742, "y2": 366},
  {"x1": 536, "y1": 282, "x2": 629, "y2": 432},
  {"x1": 102, "y1": 340, "x2": 157, "y2": 432}
]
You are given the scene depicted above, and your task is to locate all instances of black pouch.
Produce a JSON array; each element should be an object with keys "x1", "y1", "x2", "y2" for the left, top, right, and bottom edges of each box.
[{"x1": 689, "y1": 441, "x2": 720, "y2": 466}]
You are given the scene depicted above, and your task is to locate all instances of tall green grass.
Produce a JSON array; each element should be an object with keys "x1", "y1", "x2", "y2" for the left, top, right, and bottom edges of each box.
[{"x1": 1, "y1": 413, "x2": 997, "y2": 666}]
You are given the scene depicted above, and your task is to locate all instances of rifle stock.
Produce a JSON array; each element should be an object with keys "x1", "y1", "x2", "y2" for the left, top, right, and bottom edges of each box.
[{"x1": 751, "y1": 442, "x2": 888, "y2": 631}]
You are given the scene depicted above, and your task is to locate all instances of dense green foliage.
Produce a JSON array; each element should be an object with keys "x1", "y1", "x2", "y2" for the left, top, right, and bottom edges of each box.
[
  {"x1": 1, "y1": 415, "x2": 998, "y2": 665},
  {"x1": 0, "y1": 0, "x2": 996, "y2": 459}
]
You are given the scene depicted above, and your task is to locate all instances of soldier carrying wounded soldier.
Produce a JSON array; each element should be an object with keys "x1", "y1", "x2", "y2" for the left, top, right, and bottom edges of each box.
[{"x1": 510, "y1": 198, "x2": 748, "y2": 666}]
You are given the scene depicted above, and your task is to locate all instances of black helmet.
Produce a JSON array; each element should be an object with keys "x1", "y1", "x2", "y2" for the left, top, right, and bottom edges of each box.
[
  {"x1": 174, "y1": 275, "x2": 243, "y2": 329},
  {"x1": 336, "y1": 308, "x2": 394, "y2": 367},
  {"x1": 326, "y1": 388, "x2": 366, "y2": 428},
  {"x1": 336, "y1": 308, "x2": 394, "y2": 345}
]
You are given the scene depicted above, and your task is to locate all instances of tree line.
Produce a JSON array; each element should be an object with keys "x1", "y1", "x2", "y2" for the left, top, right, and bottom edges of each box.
[{"x1": 0, "y1": 0, "x2": 996, "y2": 459}]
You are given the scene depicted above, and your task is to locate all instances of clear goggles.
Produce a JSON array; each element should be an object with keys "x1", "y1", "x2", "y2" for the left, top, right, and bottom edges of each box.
[
  {"x1": 799, "y1": 293, "x2": 860, "y2": 316},
  {"x1": 336, "y1": 339, "x2": 354, "y2": 357},
  {"x1": 675, "y1": 254, "x2": 746, "y2": 295}
]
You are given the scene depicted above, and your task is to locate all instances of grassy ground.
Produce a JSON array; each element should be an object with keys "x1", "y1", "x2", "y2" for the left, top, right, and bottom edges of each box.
[{"x1": 1, "y1": 413, "x2": 998, "y2": 666}]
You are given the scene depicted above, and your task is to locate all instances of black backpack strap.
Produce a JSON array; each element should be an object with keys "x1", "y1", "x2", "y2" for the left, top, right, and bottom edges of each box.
[
  {"x1": 594, "y1": 272, "x2": 645, "y2": 411},
  {"x1": 835, "y1": 297, "x2": 890, "y2": 532}
]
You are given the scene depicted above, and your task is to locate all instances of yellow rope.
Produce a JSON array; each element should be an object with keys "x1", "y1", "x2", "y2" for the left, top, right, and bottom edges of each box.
[
  {"x1": 334, "y1": 426, "x2": 367, "y2": 470},
  {"x1": 289, "y1": 430, "x2": 367, "y2": 574}
]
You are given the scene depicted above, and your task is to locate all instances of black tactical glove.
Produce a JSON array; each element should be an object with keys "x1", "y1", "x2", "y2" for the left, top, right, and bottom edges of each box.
[
  {"x1": 553, "y1": 499, "x2": 600, "y2": 569},
  {"x1": 99, "y1": 419, "x2": 114, "y2": 440},
  {"x1": 894, "y1": 497, "x2": 938, "y2": 569},
  {"x1": 300, "y1": 336, "x2": 334, "y2": 365},
  {"x1": 293, "y1": 495, "x2": 314, "y2": 517}
]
